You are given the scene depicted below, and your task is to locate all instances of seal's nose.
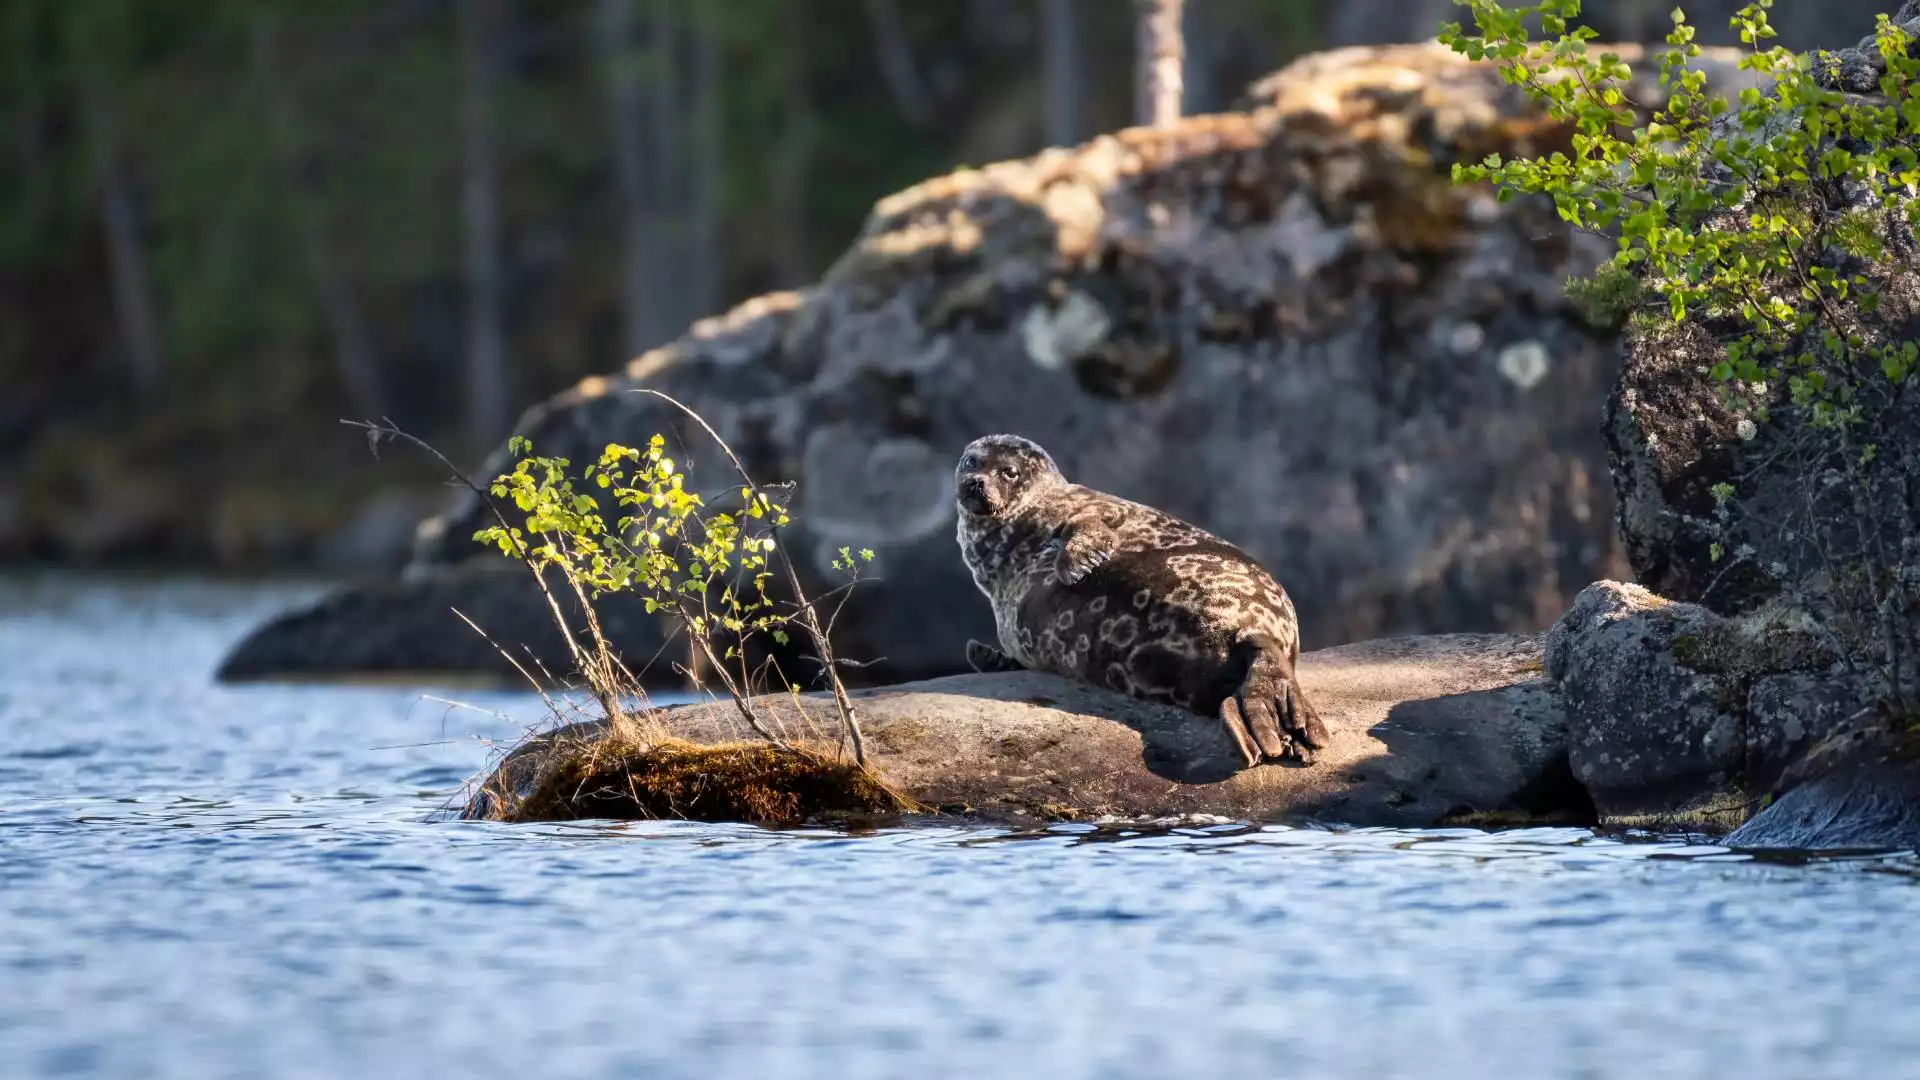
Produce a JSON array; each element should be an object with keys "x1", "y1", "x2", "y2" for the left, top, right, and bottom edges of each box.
[{"x1": 958, "y1": 474, "x2": 989, "y2": 511}]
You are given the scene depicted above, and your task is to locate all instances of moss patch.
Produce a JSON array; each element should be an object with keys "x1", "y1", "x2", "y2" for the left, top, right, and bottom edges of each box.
[
  {"x1": 501, "y1": 737, "x2": 916, "y2": 825},
  {"x1": 1669, "y1": 603, "x2": 1835, "y2": 678}
]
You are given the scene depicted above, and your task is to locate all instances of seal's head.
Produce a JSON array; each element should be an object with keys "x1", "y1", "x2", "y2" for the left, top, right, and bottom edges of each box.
[{"x1": 955, "y1": 434, "x2": 1063, "y2": 519}]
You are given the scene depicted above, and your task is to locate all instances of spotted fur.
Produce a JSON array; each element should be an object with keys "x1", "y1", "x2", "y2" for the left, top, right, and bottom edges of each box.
[{"x1": 954, "y1": 434, "x2": 1329, "y2": 767}]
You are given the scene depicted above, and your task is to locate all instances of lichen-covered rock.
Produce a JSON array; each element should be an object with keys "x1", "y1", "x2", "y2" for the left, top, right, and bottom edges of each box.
[
  {"x1": 1606, "y1": 292, "x2": 1920, "y2": 622},
  {"x1": 226, "y1": 42, "x2": 1758, "y2": 685},
  {"x1": 464, "y1": 632, "x2": 1581, "y2": 828},
  {"x1": 1545, "y1": 580, "x2": 1875, "y2": 826},
  {"x1": 1744, "y1": 669, "x2": 1881, "y2": 794},
  {"x1": 1545, "y1": 581, "x2": 1747, "y2": 824}
]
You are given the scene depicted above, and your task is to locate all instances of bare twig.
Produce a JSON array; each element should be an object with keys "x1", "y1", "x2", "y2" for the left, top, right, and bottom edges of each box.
[
  {"x1": 343, "y1": 417, "x2": 617, "y2": 725},
  {"x1": 626, "y1": 388, "x2": 871, "y2": 766}
]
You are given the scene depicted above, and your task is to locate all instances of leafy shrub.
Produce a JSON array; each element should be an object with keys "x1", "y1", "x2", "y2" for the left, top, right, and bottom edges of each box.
[
  {"x1": 1440, "y1": 0, "x2": 1920, "y2": 702},
  {"x1": 466, "y1": 393, "x2": 875, "y2": 760},
  {"x1": 353, "y1": 389, "x2": 877, "y2": 795},
  {"x1": 1442, "y1": 0, "x2": 1920, "y2": 393}
]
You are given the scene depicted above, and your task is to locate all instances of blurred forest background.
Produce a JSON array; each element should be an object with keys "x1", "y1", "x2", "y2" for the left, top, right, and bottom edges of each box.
[{"x1": 0, "y1": 0, "x2": 1876, "y2": 572}]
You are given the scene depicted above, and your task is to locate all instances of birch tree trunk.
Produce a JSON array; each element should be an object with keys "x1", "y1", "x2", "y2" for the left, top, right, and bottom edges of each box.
[
  {"x1": 1041, "y1": 0, "x2": 1083, "y2": 147},
  {"x1": 688, "y1": 1, "x2": 724, "y2": 318},
  {"x1": 646, "y1": 0, "x2": 684, "y2": 335},
  {"x1": 251, "y1": 17, "x2": 385, "y2": 419},
  {"x1": 595, "y1": 0, "x2": 659, "y2": 357},
  {"x1": 1134, "y1": 0, "x2": 1184, "y2": 129},
  {"x1": 770, "y1": 0, "x2": 814, "y2": 287},
  {"x1": 84, "y1": 85, "x2": 164, "y2": 397},
  {"x1": 461, "y1": 0, "x2": 510, "y2": 445}
]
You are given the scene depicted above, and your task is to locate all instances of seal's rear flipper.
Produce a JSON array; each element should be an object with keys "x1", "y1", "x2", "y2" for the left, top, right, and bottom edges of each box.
[
  {"x1": 1225, "y1": 637, "x2": 1329, "y2": 766},
  {"x1": 967, "y1": 639, "x2": 1024, "y2": 674},
  {"x1": 1216, "y1": 695, "x2": 1261, "y2": 769}
]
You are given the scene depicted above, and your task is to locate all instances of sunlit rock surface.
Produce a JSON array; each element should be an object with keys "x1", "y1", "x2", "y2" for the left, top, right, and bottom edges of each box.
[{"x1": 463, "y1": 633, "x2": 1583, "y2": 828}]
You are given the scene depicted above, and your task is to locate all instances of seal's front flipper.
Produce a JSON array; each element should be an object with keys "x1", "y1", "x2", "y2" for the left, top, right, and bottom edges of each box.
[
  {"x1": 967, "y1": 639, "x2": 1023, "y2": 674},
  {"x1": 1053, "y1": 517, "x2": 1116, "y2": 586},
  {"x1": 1229, "y1": 639, "x2": 1330, "y2": 766}
]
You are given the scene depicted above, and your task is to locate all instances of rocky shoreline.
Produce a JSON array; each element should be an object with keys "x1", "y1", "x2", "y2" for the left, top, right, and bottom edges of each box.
[
  {"x1": 464, "y1": 633, "x2": 1581, "y2": 828},
  {"x1": 455, "y1": 582, "x2": 1917, "y2": 850}
]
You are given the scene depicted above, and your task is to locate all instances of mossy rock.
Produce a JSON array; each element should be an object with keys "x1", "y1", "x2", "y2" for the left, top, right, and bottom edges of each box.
[{"x1": 496, "y1": 738, "x2": 914, "y2": 825}]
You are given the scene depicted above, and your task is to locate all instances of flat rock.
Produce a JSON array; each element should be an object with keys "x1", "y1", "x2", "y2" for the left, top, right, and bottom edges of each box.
[{"x1": 464, "y1": 632, "x2": 1584, "y2": 827}]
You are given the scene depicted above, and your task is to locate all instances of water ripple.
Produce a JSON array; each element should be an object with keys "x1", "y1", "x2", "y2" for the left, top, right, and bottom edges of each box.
[{"x1": 3, "y1": 574, "x2": 1920, "y2": 1080}]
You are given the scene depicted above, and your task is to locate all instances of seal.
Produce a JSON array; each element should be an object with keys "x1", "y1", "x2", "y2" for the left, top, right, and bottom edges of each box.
[{"x1": 953, "y1": 433, "x2": 1329, "y2": 766}]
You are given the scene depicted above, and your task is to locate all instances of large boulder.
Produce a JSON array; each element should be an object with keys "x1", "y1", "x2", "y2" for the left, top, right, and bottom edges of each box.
[
  {"x1": 1545, "y1": 580, "x2": 1871, "y2": 827},
  {"x1": 1606, "y1": 272, "x2": 1920, "y2": 622},
  {"x1": 1588, "y1": 6, "x2": 1920, "y2": 837},
  {"x1": 224, "y1": 42, "x2": 1762, "y2": 686},
  {"x1": 462, "y1": 633, "x2": 1583, "y2": 827}
]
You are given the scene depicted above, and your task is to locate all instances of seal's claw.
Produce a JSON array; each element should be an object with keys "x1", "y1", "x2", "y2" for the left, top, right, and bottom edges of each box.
[
  {"x1": 967, "y1": 639, "x2": 1023, "y2": 674},
  {"x1": 1239, "y1": 689, "x2": 1293, "y2": 761},
  {"x1": 1055, "y1": 545, "x2": 1111, "y2": 586},
  {"x1": 1052, "y1": 516, "x2": 1117, "y2": 586},
  {"x1": 1217, "y1": 696, "x2": 1261, "y2": 769}
]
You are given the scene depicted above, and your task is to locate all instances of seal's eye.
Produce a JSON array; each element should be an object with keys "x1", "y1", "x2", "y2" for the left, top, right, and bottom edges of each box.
[{"x1": 998, "y1": 464, "x2": 1019, "y2": 481}]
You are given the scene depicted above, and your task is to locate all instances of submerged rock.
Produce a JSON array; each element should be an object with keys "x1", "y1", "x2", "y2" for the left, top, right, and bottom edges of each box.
[
  {"x1": 225, "y1": 41, "x2": 1765, "y2": 686},
  {"x1": 463, "y1": 633, "x2": 1584, "y2": 828},
  {"x1": 1725, "y1": 761, "x2": 1920, "y2": 851},
  {"x1": 1725, "y1": 722, "x2": 1920, "y2": 851}
]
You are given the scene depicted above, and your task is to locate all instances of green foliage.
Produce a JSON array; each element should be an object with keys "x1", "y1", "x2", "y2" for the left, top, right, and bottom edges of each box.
[
  {"x1": 480, "y1": 434, "x2": 766, "y2": 651},
  {"x1": 1562, "y1": 257, "x2": 1649, "y2": 326},
  {"x1": 474, "y1": 433, "x2": 872, "y2": 666},
  {"x1": 1439, "y1": 0, "x2": 1920, "y2": 409},
  {"x1": 1443, "y1": 2, "x2": 1920, "y2": 695}
]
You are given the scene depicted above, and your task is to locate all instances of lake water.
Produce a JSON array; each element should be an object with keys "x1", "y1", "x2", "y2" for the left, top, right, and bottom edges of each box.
[{"x1": 3, "y1": 574, "x2": 1919, "y2": 1080}]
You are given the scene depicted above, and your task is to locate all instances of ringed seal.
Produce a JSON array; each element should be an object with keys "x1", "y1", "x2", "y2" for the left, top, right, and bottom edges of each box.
[{"x1": 953, "y1": 434, "x2": 1329, "y2": 766}]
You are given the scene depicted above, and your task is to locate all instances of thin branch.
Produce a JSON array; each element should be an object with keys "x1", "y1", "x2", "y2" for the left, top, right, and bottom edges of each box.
[
  {"x1": 626, "y1": 388, "x2": 870, "y2": 766},
  {"x1": 343, "y1": 418, "x2": 601, "y2": 707}
]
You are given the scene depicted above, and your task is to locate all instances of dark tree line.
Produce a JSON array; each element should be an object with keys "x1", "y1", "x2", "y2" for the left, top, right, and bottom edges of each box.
[{"x1": 0, "y1": 0, "x2": 1880, "y2": 566}]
